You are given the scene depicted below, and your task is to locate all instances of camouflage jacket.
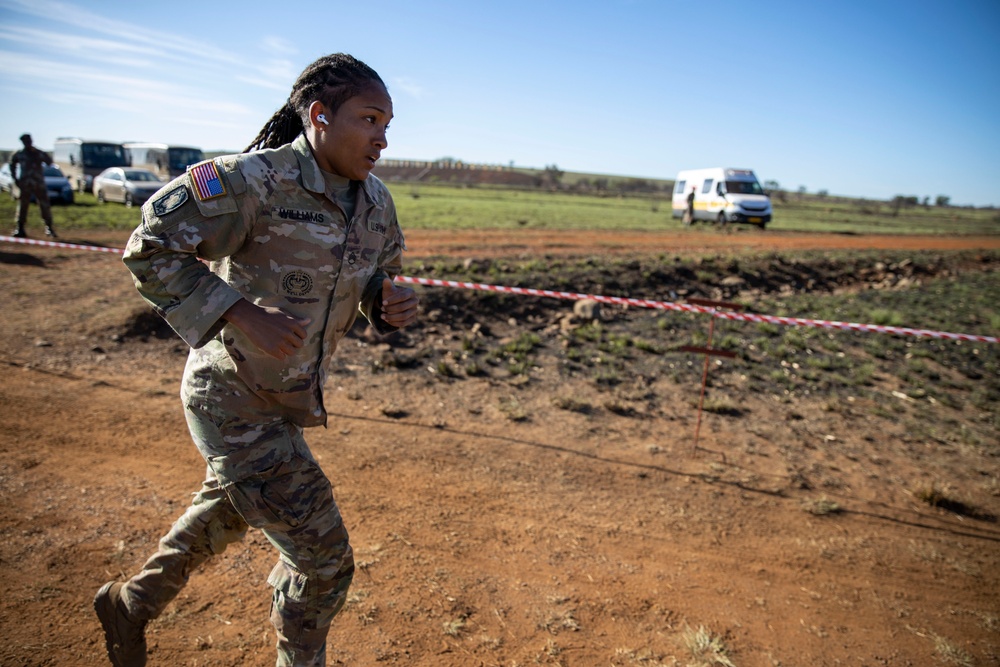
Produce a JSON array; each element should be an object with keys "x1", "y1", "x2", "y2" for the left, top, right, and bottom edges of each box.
[
  {"x1": 10, "y1": 146, "x2": 51, "y2": 189},
  {"x1": 123, "y1": 134, "x2": 406, "y2": 427}
]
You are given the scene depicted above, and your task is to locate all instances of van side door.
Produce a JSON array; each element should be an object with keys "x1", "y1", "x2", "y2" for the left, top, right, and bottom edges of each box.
[
  {"x1": 672, "y1": 179, "x2": 687, "y2": 218},
  {"x1": 701, "y1": 178, "x2": 719, "y2": 219}
]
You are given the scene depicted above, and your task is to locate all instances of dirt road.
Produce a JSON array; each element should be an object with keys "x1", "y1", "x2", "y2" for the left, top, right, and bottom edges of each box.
[{"x1": 1, "y1": 228, "x2": 997, "y2": 666}]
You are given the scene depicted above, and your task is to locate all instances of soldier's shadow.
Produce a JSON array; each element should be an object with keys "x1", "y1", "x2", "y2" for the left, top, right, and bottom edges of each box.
[{"x1": 0, "y1": 250, "x2": 45, "y2": 267}]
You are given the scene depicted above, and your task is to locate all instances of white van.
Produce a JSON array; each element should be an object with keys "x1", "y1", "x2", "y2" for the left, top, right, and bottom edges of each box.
[
  {"x1": 123, "y1": 142, "x2": 205, "y2": 180},
  {"x1": 53, "y1": 138, "x2": 128, "y2": 192},
  {"x1": 672, "y1": 168, "x2": 772, "y2": 228}
]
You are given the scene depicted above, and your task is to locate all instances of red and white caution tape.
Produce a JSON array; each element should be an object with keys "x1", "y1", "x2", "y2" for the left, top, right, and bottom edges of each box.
[
  {"x1": 3, "y1": 235, "x2": 996, "y2": 344},
  {"x1": 0, "y1": 235, "x2": 124, "y2": 254},
  {"x1": 398, "y1": 276, "x2": 997, "y2": 344},
  {"x1": 708, "y1": 310, "x2": 997, "y2": 344}
]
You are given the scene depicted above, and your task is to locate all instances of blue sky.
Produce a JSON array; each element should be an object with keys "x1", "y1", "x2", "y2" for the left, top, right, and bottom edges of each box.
[{"x1": 1, "y1": 0, "x2": 998, "y2": 207}]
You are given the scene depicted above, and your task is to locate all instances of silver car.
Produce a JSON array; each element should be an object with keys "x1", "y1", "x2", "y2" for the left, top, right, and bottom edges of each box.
[
  {"x1": 0, "y1": 163, "x2": 14, "y2": 195},
  {"x1": 92, "y1": 167, "x2": 164, "y2": 207}
]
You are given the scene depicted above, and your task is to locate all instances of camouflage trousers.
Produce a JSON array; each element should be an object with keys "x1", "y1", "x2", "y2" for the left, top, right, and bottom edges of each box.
[
  {"x1": 120, "y1": 402, "x2": 355, "y2": 667},
  {"x1": 15, "y1": 183, "x2": 52, "y2": 228}
]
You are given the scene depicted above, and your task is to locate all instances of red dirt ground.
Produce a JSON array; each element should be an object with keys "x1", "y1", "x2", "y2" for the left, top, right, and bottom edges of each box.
[{"x1": 1, "y1": 228, "x2": 998, "y2": 666}]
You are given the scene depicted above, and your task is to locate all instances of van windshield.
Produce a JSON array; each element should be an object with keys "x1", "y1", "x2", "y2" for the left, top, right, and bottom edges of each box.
[
  {"x1": 725, "y1": 180, "x2": 765, "y2": 195},
  {"x1": 82, "y1": 143, "x2": 128, "y2": 168}
]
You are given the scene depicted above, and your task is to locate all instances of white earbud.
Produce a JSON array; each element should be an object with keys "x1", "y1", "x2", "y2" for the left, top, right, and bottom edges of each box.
[{"x1": 317, "y1": 114, "x2": 329, "y2": 126}]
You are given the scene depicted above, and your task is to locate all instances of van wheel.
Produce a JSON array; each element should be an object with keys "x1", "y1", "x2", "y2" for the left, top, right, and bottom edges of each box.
[{"x1": 717, "y1": 212, "x2": 727, "y2": 226}]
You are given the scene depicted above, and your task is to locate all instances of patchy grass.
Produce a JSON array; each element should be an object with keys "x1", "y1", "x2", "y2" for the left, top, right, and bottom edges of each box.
[
  {"x1": 400, "y1": 249, "x2": 999, "y2": 517},
  {"x1": 911, "y1": 484, "x2": 993, "y2": 520},
  {"x1": 498, "y1": 396, "x2": 529, "y2": 422},
  {"x1": 681, "y1": 625, "x2": 736, "y2": 667},
  {"x1": 932, "y1": 634, "x2": 974, "y2": 666},
  {"x1": 803, "y1": 496, "x2": 842, "y2": 516},
  {"x1": 700, "y1": 396, "x2": 742, "y2": 416},
  {"x1": 442, "y1": 615, "x2": 467, "y2": 637},
  {"x1": 552, "y1": 395, "x2": 594, "y2": 413}
]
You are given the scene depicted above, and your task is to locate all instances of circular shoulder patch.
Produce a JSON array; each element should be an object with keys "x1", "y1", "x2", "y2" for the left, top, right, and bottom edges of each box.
[{"x1": 282, "y1": 270, "x2": 313, "y2": 297}]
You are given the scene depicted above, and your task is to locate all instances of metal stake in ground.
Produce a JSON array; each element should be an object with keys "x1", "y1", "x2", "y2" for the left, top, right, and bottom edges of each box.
[{"x1": 679, "y1": 298, "x2": 743, "y2": 457}]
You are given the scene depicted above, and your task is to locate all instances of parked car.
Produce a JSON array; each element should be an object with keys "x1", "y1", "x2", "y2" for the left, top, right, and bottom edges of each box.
[
  {"x1": 42, "y1": 165, "x2": 75, "y2": 204},
  {"x1": 0, "y1": 163, "x2": 75, "y2": 204},
  {"x1": 0, "y1": 163, "x2": 13, "y2": 195},
  {"x1": 92, "y1": 167, "x2": 164, "y2": 207}
]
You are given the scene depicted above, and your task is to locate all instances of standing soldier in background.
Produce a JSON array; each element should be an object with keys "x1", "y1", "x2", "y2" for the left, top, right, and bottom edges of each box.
[
  {"x1": 10, "y1": 133, "x2": 57, "y2": 238},
  {"x1": 683, "y1": 185, "x2": 696, "y2": 226}
]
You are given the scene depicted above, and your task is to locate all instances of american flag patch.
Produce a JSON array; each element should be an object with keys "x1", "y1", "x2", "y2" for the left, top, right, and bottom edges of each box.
[{"x1": 190, "y1": 161, "x2": 226, "y2": 201}]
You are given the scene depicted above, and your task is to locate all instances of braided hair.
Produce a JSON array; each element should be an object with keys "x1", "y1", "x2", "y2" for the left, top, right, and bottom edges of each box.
[{"x1": 244, "y1": 53, "x2": 386, "y2": 153}]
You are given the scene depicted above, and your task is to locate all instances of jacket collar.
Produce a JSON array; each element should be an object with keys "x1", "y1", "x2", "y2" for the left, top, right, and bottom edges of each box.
[{"x1": 292, "y1": 134, "x2": 384, "y2": 208}]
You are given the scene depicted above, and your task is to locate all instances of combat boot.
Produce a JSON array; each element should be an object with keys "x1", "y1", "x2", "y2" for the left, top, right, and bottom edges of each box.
[
  {"x1": 94, "y1": 581, "x2": 148, "y2": 667},
  {"x1": 11, "y1": 226, "x2": 26, "y2": 238},
  {"x1": 45, "y1": 225, "x2": 57, "y2": 238}
]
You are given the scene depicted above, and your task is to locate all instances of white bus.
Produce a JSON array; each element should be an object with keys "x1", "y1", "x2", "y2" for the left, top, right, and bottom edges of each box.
[
  {"x1": 52, "y1": 138, "x2": 129, "y2": 193},
  {"x1": 123, "y1": 142, "x2": 205, "y2": 180},
  {"x1": 672, "y1": 167, "x2": 772, "y2": 228}
]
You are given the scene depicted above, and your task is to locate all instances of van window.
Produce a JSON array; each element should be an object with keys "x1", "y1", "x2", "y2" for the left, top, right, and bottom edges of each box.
[
  {"x1": 701, "y1": 179, "x2": 714, "y2": 194},
  {"x1": 168, "y1": 147, "x2": 204, "y2": 172},
  {"x1": 81, "y1": 143, "x2": 128, "y2": 169},
  {"x1": 674, "y1": 180, "x2": 686, "y2": 194}
]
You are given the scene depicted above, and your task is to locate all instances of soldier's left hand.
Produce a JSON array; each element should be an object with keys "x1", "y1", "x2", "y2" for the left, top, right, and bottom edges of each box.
[{"x1": 381, "y1": 278, "x2": 419, "y2": 328}]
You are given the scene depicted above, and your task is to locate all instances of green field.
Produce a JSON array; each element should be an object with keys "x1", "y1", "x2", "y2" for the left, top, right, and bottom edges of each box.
[{"x1": 2, "y1": 185, "x2": 998, "y2": 236}]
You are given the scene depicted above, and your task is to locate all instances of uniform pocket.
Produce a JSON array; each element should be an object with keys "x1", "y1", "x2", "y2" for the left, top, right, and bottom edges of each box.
[{"x1": 220, "y1": 455, "x2": 332, "y2": 530}]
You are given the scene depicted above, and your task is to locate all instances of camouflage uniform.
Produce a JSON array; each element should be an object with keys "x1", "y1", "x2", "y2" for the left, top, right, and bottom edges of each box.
[
  {"x1": 119, "y1": 133, "x2": 405, "y2": 666},
  {"x1": 10, "y1": 143, "x2": 54, "y2": 236}
]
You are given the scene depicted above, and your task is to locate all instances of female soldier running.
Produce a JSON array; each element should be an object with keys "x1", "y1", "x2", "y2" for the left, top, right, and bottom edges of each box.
[{"x1": 95, "y1": 53, "x2": 418, "y2": 667}]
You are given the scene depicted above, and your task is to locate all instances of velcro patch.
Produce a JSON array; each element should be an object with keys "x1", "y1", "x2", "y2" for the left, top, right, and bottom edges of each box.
[
  {"x1": 151, "y1": 185, "x2": 189, "y2": 217},
  {"x1": 190, "y1": 160, "x2": 226, "y2": 201}
]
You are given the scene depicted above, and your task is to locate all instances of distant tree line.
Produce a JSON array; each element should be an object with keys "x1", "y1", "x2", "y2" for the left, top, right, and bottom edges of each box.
[
  {"x1": 763, "y1": 179, "x2": 961, "y2": 211},
  {"x1": 536, "y1": 164, "x2": 671, "y2": 195}
]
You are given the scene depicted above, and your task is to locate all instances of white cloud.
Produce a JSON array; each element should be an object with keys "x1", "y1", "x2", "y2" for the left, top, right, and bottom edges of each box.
[
  {"x1": 261, "y1": 36, "x2": 295, "y2": 55},
  {"x1": 0, "y1": 49, "x2": 254, "y2": 115},
  {"x1": 0, "y1": 0, "x2": 291, "y2": 94},
  {"x1": 0, "y1": 25, "x2": 164, "y2": 61},
  {"x1": 391, "y1": 77, "x2": 426, "y2": 99},
  {"x1": 0, "y1": 0, "x2": 234, "y2": 64}
]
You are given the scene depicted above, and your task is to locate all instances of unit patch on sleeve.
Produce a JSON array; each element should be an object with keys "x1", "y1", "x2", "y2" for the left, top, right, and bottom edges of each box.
[
  {"x1": 151, "y1": 185, "x2": 189, "y2": 217},
  {"x1": 189, "y1": 160, "x2": 227, "y2": 201}
]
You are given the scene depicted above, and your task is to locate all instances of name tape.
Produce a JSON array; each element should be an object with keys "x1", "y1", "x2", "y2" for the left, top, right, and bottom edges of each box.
[{"x1": 3, "y1": 235, "x2": 995, "y2": 345}]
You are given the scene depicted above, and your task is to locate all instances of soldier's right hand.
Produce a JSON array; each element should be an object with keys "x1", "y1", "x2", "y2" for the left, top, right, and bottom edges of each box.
[{"x1": 222, "y1": 300, "x2": 311, "y2": 360}]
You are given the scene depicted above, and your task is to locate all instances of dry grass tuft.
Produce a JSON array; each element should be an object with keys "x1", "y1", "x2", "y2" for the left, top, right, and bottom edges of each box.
[
  {"x1": 681, "y1": 625, "x2": 736, "y2": 667},
  {"x1": 802, "y1": 496, "x2": 842, "y2": 516}
]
